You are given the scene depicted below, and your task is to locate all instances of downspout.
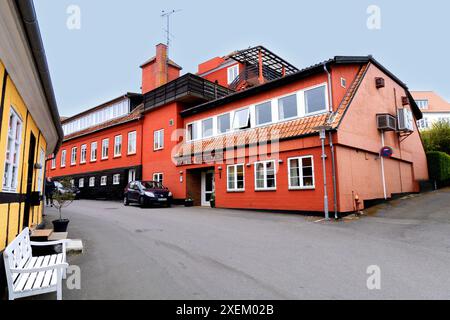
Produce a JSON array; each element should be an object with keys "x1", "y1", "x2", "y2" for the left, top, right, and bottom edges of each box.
[{"x1": 324, "y1": 63, "x2": 339, "y2": 219}]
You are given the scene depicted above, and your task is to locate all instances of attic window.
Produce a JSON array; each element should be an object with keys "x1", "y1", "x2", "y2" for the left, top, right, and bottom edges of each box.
[
  {"x1": 375, "y1": 77, "x2": 385, "y2": 89},
  {"x1": 340, "y1": 78, "x2": 347, "y2": 88}
]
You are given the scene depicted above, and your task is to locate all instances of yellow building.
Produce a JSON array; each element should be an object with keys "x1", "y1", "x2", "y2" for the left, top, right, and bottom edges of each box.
[{"x1": 0, "y1": 0, "x2": 63, "y2": 252}]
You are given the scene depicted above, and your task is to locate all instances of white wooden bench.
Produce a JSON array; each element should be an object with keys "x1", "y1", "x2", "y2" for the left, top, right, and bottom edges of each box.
[{"x1": 3, "y1": 228, "x2": 69, "y2": 300}]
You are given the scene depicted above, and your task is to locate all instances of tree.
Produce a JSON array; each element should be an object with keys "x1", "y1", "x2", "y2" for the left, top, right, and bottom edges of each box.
[
  {"x1": 421, "y1": 121, "x2": 450, "y2": 155},
  {"x1": 52, "y1": 177, "x2": 76, "y2": 221}
]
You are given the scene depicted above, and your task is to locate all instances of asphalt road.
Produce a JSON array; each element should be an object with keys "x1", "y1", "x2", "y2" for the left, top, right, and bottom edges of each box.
[{"x1": 41, "y1": 188, "x2": 450, "y2": 300}]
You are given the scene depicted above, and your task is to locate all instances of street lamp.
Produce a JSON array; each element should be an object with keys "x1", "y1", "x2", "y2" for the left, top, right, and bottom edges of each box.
[{"x1": 313, "y1": 125, "x2": 332, "y2": 220}]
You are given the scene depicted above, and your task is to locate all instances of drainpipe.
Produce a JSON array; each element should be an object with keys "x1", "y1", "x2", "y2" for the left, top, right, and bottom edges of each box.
[
  {"x1": 324, "y1": 64, "x2": 333, "y2": 113},
  {"x1": 329, "y1": 131, "x2": 338, "y2": 219},
  {"x1": 380, "y1": 131, "x2": 387, "y2": 200}
]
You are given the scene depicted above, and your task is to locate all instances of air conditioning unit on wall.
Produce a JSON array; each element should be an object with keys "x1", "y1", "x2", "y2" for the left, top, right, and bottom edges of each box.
[
  {"x1": 377, "y1": 114, "x2": 397, "y2": 131},
  {"x1": 398, "y1": 108, "x2": 414, "y2": 132}
]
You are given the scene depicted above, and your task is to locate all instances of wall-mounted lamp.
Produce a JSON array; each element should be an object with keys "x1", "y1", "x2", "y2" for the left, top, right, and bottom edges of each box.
[
  {"x1": 34, "y1": 163, "x2": 43, "y2": 170},
  {"x1": 278, "y1": 159, "x2": 284, "y2": 164},
  {"x1": 218, "y1": 166, "x2": 223, "y2": 179},
  {"x1": 246, "y1": 163, "x2": 252, "y2": 167}
]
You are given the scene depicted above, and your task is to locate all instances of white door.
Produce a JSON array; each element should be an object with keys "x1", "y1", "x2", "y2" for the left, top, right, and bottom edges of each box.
[{"x1": 201, "y1": 171, "x2": 215, "y2": 207}]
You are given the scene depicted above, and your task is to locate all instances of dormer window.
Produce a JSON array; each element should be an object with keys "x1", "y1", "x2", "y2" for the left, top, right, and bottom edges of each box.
[
  {"x1": 233, "y1": 108, "x2": 250, "y2": 130},
  {"x1": 227, "y1": 65, "x2": 239, "y2": 85}
]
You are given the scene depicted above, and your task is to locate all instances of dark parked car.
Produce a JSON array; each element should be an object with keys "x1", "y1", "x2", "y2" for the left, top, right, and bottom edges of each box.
[
  {"x1": 124, "y1": 181, "x2": 173, "y2": 207},
  {"x1": 54, "y1": 181, "x2": 81, "y2": 199}
]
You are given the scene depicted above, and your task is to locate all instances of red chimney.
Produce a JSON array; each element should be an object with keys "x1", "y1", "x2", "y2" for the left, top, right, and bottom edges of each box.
[{"x1": 140, "y1": 43, "x2": 182, "y2": 94}]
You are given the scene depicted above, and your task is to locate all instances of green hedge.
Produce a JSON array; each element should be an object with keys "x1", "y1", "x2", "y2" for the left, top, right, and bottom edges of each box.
[{"x1": 427, "y1": 151, "x2": 450, "y2": 183}]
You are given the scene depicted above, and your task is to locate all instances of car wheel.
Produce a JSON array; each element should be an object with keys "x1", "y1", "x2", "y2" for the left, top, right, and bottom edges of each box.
[
  {"x1": 124, "y1": 196, "x2": 130, "y2": 206},
  {"x1": 139, "y1": 196, "x2": 146, "y2": 208}
]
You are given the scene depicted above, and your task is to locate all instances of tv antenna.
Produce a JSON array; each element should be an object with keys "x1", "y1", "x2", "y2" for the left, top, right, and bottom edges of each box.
[{"x1": 161, "y1": 9, "x2": 181, "y2": 59}]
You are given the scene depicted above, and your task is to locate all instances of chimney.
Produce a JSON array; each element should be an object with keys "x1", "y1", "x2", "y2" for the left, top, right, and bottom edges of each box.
[{"x1": 140, "y1": 43, "x2": 182, "y2": 94}]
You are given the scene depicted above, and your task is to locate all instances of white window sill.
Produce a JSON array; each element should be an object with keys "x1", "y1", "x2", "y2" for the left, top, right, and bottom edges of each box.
[
  {"x1": 255, "y1": 188, "x2": 277, "y2": 192},
  {"x1": 289, "y1": 187, "x2": 315, "y2": 191},
  {"x1": 227, "y1": 189, "x2": 245, "y2": 193}
]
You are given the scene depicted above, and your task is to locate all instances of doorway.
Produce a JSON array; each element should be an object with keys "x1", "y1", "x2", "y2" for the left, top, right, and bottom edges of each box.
[
  {"x1": 201, "y1": 170, "x2": 215, "y2": 207},
  {"x1": 23, "y1": 133, "x2": 36, "y2": 228}
]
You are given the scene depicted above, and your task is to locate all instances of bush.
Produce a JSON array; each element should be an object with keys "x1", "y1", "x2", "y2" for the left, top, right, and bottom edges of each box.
[
  {"x1": 427, "y1": 151, "x2": 450, "y2": 186},
  {"x1": 422, "y1": 121, "x2": 450, "y2": 154}
]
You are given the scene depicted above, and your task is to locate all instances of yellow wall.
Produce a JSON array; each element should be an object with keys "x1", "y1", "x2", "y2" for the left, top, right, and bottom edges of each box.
[{"x1": 0, "y1": 59, "x2": 48, "y2": 251}]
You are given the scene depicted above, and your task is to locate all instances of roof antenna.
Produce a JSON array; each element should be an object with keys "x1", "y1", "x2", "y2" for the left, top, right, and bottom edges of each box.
[{"x1": 161, "y1": 9, "x2": 182, "y2": 63}]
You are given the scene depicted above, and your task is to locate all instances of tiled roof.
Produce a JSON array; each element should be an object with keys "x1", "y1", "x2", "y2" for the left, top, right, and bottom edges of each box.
[
  {"x1": 63, "y1": 105, "x2": 143, "y2": 142},
  {"x1": 176, "y1": 64, "x2": 368, "y2": 158}
]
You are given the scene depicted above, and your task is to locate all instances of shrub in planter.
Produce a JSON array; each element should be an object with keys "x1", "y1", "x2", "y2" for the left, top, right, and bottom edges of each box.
[
  {"x1": 427, "y1": 151, "x2": 450, "y2": 187},
  {"x1": 185, "y1": 196, "x2": 194, "y2": 207},
  {"x1": 210, "y1": 192, "x2": 216, "y2": 208},
  {"x1": 52, "y1": 178, "x2": 76, "y2": 232}
]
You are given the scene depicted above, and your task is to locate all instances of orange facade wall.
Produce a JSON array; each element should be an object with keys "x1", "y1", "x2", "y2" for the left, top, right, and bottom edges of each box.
[
  {"x1": 336, "y1": 63, "x2": 429, "y2": 212},
  {"x1": 47, "y1": 120, "x2": 143, "y2": 178}
]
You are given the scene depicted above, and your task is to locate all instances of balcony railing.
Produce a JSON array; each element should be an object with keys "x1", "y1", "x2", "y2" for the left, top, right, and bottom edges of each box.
[
  {"x1": 144, "y1": 74, "x2": 234, "y2": 111},
  {"x1": 229, "y1": 64, "x2": 283, "y2": 91}
]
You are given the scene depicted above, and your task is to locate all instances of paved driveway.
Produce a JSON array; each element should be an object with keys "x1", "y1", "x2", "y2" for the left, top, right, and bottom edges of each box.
[{"x1": 40, "y1": 188, "x2": 450, "y2": 299}]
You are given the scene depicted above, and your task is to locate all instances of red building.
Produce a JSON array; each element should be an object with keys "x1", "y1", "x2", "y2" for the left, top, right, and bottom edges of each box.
[{"x1": 47, "y1": 44, "x2": 429, "y2": 215}]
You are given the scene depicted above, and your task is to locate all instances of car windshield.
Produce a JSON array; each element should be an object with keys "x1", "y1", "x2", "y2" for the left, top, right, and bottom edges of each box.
[{"x1": 141, "y1": 181, "x2": 164, "y2": 189}]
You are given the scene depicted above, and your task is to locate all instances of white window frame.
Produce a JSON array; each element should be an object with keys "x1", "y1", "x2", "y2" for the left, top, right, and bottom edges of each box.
[
  {"x1": 254, "y1": 160, "x2": 277, "y2": 191},
  {"x1": 80, "y1": 144, "x2": 87, "y2": 164},
  {"x1": 201, "y1": 118, "x2": 214, "y2": 138},
  {"x1": 186, "y1": 122, "x2": 199, "y2": 141},
  {"x1": 227, "y1": 64, "x2": 240, "y2": 85},
  {"x1": 102, "y1": 138, "x2": 109, "y2": 160},
  {"x1": 79, "y1": 178, "x2": 85, "y2": 188},
  {"x1": 304, "y1": 84, "x2": 329, "y2": 116},
  {"x1": 278, "y1": 94, "x2": 299, "y2": 122},
  {"x1": 233, "y1": 107, "x2": 251, "y2": 130},
  {"x1": 128, "y1": 131, "x2": 137, "y2": 155},
  {"x1": 61, "y1": 150, "x2": 67, "y2": 168},
  {"x1": 113, "y1": 174, "x2": 121, "y2": 185},
  {"x1": 227, "y1": 164, "x2": 245, "y2": 192},
  {"x1": 217, "y1": 112, "x2": 231, "y2": 135},
  {"x1": 255, "y1": 101, "x2": 273, "y2": 127},
  {"x1": 51, "y1": 156, "x2": 56, "y2": 170},
  {"x1": 89, "y1": 177, "x2": 95, "y2": 187},
  {"x1": 91, "y1": 142, "x2": 98, "y2": 162},
  {"x1": 153, "y1": 173, "x2": 164, "y2": 184},
  {"x1": 288, "y1": 156, "x2": 316, "y2": 190},
  {"x1": 114, "y1": 135, "x2": 122, "y2": 157},
  {"x1": 71, "y1": 147, "x2": 77, "y2": 166},
  {"x1": 101, "y1": 176, "x2": 107, "y2": 186},
  {"x1": 154, "y1": 129, "x2": 164, "y2": 150}
]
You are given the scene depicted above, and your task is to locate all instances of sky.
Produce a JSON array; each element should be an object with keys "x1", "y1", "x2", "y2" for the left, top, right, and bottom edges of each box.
[{"x1": 34, "y1": 0, "x2": 450, "y2": 117}]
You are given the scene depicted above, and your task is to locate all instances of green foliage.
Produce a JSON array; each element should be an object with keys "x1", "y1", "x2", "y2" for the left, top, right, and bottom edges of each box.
[
  {"x1": 427, "y1": 151, "x2": 450, "y2": 184},
  {"x1": 421, "y1": 121, "x2": 450, "y2": 154}
]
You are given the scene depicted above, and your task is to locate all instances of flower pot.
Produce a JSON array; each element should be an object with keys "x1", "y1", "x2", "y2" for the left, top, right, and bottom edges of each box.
[
  {"x1": 185, "y1": 200, "x2": 194, "y2": 207},
  {"x1": 52, "y1": 219, "x2": 70, "y2": 232}
]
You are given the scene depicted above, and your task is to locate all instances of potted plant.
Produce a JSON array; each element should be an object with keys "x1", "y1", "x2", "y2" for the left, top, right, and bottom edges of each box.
[
  {"x1": 185, "y1": 194, "x2": 194, "y2": 207},
  {"x1": 52, "y1": 178, "x2": 76, "y2": 232},
  {"x1": 210, "y1": 192, "x2": 216, "y2": 208}
]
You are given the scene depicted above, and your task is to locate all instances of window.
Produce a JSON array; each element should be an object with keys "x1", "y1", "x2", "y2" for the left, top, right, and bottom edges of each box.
[
  {"x1": 255, "y1": 101, "x2": 272, "y2": 126},
  {"x1": 227, "y1": 164, "x2": 245, "y2": 191},
  {"x1": 79, "y1": 178, "x2": 85, "y2": 188},
  {"x1": 102, "y1": 139, "x2": 109, "y2": 159},
  {"x1": 91, "y1": 142, "x2": 97, "y2": 162},
  {"x1": 80, "y1": 144, "x2": 87, "y2": 164},
  {"x1": 227, "y1": 64, "x2": 239, "y2": 85},
  {"x1": 51, "y1": 156, "x2": 56, "y2": 169},
  {"x1": 37, "y1": 148, "x2": 45, "y2": 192},
  {"x1": 187, "y1": 123, "x2": 198, "y2": 141},
  {"x1": 154, "y1": 129, "x2": 164, "y2": 150},
  {"x1": 217, "y1": 113, "x2": 231, "y2": 134},
  {"x1": 278, "y1": 94, "x2": 298, "y2": 121},
  {"x1": 341, "y1": 77, "x2": 347, "y2": 88},
  {"x1": 255, "y1": 160, "x2": 276, "y2": 190},
  {"x1": 233, "y1": 108, "x2": 250, "y2": 130},
  {"x1": 128, "y1": 131, "x2": 137, "y2": 155},
  {"x1": 153, "y1": 173, "x2": 164, "y2": 184},
  {"x1": 71, "y1": 147, "x2": 77, "y2": 165},
  {"x1": 61, "y1": 150, "x2": 67, "y2": 168},
  {"x1": 113, "y1": 174, "x2": 120, "y2": 185},
  {"x1": 114, "y1": 135, "x2": 122, "y2": 157},
  {"x1": 128, "y1": 169, "x2": 136, "y2": 183},
  {"x1": 415, "y1": 100, "x2": 429, "y2": 110},
  {"x1": 101, "y1": 176, "x2": 107, "y2": 186},
  {"x1": 89, "y1": 177, "x2": 95, "y2": 187},
  {"x1": 305, "y1": 85, "x2": 327, "y2": 114},
  {"x1": 288, "y1": 156, "x2": 315, "y2": 189},
  {"x1": 202, "y1": 118, "x2": 213, "y2": 138},
  {"x1": 70, "y1": 179, "x2": 75, "y2": 187}
]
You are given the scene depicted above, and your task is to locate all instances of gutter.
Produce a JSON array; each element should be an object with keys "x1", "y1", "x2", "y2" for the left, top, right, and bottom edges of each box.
[{"x1": 14, "y1": 0, "x2": 64, "y2": 154}]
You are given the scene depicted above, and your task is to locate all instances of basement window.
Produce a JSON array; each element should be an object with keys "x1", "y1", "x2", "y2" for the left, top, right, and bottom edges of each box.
[
  {"x1": 101, "y1": 176, "x2": 107, "y2": 186},
  {"x1": 233, "y1": 108, "x2": 251, "y2": 130},
  {"x1": 79, "y1": 178, "x2": 85, "y2": 188},
  {"x1": 113, "y1": 174, "x2": 121, "y2": 185},
  {"x1": 288, "y1": 156, "x2": 315, "y2": 189},
  {"x1": 89, "y1": 177, "x2": 95, "y2": 187}
]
